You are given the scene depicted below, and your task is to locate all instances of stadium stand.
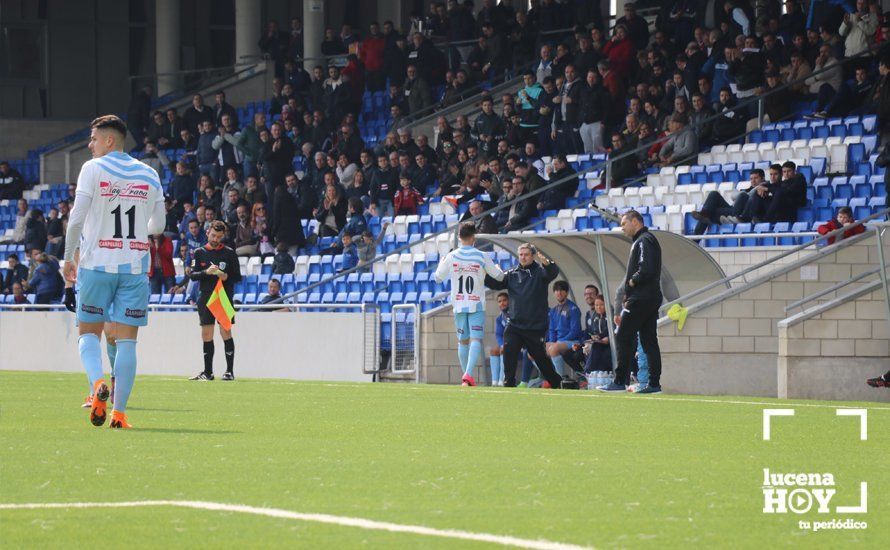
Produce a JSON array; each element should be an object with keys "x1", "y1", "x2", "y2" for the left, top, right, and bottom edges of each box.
[{"x1": 2, "y1": 1, "x2": 889, "y2": 361}]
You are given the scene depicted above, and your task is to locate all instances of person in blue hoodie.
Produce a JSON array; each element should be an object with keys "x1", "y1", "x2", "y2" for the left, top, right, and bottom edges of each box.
[
  {"x1": 545, "y1": 280, "x2": 583, "y2": 377},
  {"x1": 27, "y1": 252, "x2": 63, "y2": 304}
]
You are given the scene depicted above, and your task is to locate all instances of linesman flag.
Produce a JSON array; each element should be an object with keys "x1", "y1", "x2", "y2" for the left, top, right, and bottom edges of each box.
[{"x1": 206, "y1": 279, "x2": 235, "y2": 330}]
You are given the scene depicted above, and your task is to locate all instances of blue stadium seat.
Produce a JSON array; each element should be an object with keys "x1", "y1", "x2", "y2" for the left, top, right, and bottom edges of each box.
[
  {"x1": 849, "y1": 197, "x2": 869, "y2": 220},
  {"x1": 831, "y1": 177, "x2": 852, "y2": 200}
]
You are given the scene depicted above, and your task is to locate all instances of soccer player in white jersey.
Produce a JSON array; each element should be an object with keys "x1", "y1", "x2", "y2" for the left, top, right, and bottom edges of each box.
[
  {"x1": 434, "y1": 222, "x2": 505, "y2": 386},
  {"x1": 63, "y1": 115, "x2": 166, "y2": 429}
]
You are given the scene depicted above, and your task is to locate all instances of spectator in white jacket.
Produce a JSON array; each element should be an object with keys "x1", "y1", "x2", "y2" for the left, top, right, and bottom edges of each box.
[
  {"x1": 838, "y1": 0, "x2": 878, "y2": 58},
  {"x1": 806, "y1": 44, "x2": 842, "y2": 96}
]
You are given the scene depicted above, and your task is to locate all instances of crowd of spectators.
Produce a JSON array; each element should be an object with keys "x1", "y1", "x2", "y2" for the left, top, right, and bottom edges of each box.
[{"x1": 5, "y1": 1, "x2": 890, "y2": 304}]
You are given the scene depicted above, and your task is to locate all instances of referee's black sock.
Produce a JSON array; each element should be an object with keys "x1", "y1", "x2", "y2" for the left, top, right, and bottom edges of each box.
[
  {"x1": 223, "y1": 338, "x2": 235, "y2": 374},
  {"x1": 203, "y1": 341, "x2": 215, "y2": 375}
]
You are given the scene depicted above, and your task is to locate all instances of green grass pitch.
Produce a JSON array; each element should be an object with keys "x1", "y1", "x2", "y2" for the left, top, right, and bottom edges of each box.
[{"x1": 0, "y1": 370, "x2": 886, "y2": 548}]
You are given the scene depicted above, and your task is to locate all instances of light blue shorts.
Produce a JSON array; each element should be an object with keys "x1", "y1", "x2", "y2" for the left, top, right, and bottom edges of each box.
[
  {"x1": 454, "y1": 311, "x2": 486, "y2": 340},
  {"x1": 555, "y1": 340, "x2": 580, "y2": 347},
  {"x1": 77, "y1": 268, "x2": 149, "y2": 327}
]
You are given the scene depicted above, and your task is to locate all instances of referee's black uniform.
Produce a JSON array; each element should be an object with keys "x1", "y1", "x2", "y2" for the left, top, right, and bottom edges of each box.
[
  {"x1": 484, "y1": 258, "x2": 564, "y2": 388},
  {"x1": 615, "y1": 226, "x2": 663, "y2": 388},
  {"x1": 190, "y1": 243, "x2": 242, "y2": 377}
]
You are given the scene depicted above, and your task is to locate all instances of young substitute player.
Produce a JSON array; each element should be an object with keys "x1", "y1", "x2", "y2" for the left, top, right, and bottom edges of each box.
[
  {"x1": 434, "y1": 222, "x2": 505, "y2": 386},
  {"x1": 63, "y1": 115, "x2": 166, "y2": 429},
  {"x1": 489, "y1": 292, "x2": 510, "y2": 386}
]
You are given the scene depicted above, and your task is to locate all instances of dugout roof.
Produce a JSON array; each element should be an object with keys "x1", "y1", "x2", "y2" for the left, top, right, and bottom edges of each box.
[{"x1": 479, "y1": 230, "x2": 728, "y2": 308}]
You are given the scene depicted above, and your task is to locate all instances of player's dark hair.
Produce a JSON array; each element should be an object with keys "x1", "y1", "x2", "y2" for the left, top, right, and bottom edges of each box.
[
  {"x1": 458, "y1": 221, "x2": 476, "y2": 240},
  {"x1": 782, "y1": 160, "x2": 796, "y2": 171},
  {"x1": 751, "y1": 168, "x2": 765, "y2": 179},
  {"x1": 497, "y1": 292, "x2": 508, "y2": 300},
  {"x1": 553, "y1": 280, "x2": 569, "y2": 292},
  {"x1": 837, "y1": 206, "x2": 853, "y2": 218},
  {"x1": 270, "y1": 278, "x2": 281, "y2": 285},
  {"x1": 585, "y1": 284, "x2": 599, "y2": 294},
  {"x1": 90, "y1": 115, "x2": 127, "y2": 139},
  {"x1": 209, "y1": 220, "x2": 228, "y2": 234}
]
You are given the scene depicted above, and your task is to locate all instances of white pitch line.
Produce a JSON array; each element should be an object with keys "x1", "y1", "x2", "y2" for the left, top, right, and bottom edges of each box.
[{"x1": 0, "y1": 500, "x2": 591, "y2": 550}]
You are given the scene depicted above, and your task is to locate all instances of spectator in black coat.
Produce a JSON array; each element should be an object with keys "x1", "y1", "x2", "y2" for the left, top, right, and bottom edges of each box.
[
  {"x1": 605, "y1": 133, "x2": 639, "y2": 188},
  {"x1": 271, "y1": 177, "x2": 306, "y2": 251},
  {"x1": 711, "y1": 88, "x2": 747, "y2": 144},
  {"x1": 538, "y1": 155, "x2": 578, "y2": 211},
  {"x1": 260, "y1": 122, "x2": 295, "y2": 192},
  {"x1": 2, "y1": 253, "x2": 29, "y2": 293},
  {"x1": 259, "y1": 21, "x2": 287, "y2": 76},
  {"x1": 126, "y1": 85, "x2": 152, "y2": 145},
  {"x1": 552, "y1": 65, "x2": 584, "y2": 155},
  {"x1": 271, "y1": 243, "x2": 296, "y2": 275},
  {"x1": 0, "y1": 161, "x2": 25, "y2": 200},
  {"x1": 500, "y1": 177, "x2": 535, "y2": 233},
  {"x1": 213, "y1": 90, "x2": 239, "y2": 129},
  {"x1": 182, "y1": 94, "x2": 215, "y2": 136},
  {"x1": 24, "y1": 209, "x2": 47, "y2": 253}
]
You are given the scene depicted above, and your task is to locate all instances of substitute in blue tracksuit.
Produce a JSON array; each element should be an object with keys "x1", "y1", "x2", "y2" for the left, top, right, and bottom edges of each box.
[{"x1": 546, "y1": 280, "x2": 583, "y2": 376}]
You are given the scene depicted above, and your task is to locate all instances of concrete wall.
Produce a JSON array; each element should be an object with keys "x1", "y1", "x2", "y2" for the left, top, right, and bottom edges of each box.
[
  {"x1": 0, "y1": 119, "x2": 86, "y2": 159},
  {"x1": 778, "y1": 287, "x2": 890, "y2": 403},
  {"x1": 657, "y1": 236, "x2": 887, "y2": 400},
  {"x1": 420, "y1": 296, "x2": 503, "y2": 385},
  {"x1": 0, "y1": 310, "x2": 374, "y2": 382},
  {"x1": 40, "y1": 61, "x2": 272, "y2": 185}
]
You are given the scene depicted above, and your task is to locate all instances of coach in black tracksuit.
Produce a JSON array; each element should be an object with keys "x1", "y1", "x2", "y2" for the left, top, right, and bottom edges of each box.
[
  {"x1": 610, "y1": 210, "x2": 663, "y2": 392},
  {"x1": 189, "y1": 220, "x2": 242, "y2": 381},
  {"x1": 484, "y1": 244, "x2": 564, "y2": 388}
]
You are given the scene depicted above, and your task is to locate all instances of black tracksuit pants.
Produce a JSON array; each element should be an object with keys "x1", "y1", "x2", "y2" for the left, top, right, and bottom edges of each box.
[
  {"x1": 502, "y1": 325, "x2": 563, "y2": 388},
  {"x1": 614, "y1": 299, "x2": 663, "y2": 387}
]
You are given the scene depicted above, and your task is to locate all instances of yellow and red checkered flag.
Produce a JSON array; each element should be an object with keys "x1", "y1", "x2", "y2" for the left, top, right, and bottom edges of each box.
[{"x1": 206, "y1": 278, "x2": 235, "y2": 330}]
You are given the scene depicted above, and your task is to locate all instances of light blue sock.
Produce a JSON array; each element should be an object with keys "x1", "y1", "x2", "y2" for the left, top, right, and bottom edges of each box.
[
  {"x1": 552, "y1": 354, "x2": 566, "y2": 377},
  {"x1": 495, "y1": 356, "x2": 504, "y2": 384},
  {"x1": 466, "y1": 340, "x2": 482, "y2": 377},
  {"x1": 636, "y1": 338, "x2": 649, "y2": 387},
  {"x1": 457, "y1": 342, "x2": 469, "y2": 373},
  {"x1": 112, "y1": 339, "x2": 137, "y2": 413},
  {"x1": 489, "y1": 356, "x2": 499, "y2": 384},
  {"x1": 79, "y1": 334, "x2": 104, "y2": 388},
  {"x1": 106, "y1": 342, "x2": 117, "y2": 377}
]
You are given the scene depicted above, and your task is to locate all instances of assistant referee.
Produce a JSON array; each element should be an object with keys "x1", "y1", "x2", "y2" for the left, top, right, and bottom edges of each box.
[{"x1": 189, "y1": 220, "x2": 242, "y2": 381}]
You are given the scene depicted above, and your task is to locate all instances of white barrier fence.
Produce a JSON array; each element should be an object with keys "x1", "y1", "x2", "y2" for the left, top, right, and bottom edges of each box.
[{"x1": 0, "y1": 304, "x2": 379, "y2": 382}]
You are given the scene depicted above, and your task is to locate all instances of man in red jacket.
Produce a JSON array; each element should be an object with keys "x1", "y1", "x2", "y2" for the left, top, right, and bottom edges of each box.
[
  {"x1": 602, "y1": 24, "x2": 635, "y2": 82},
  {"x1": 816, "y1": 206, "x2": 866, "y2": 245},
  {"x1": 148, "y1": 234, "x2": 176, "y2": 294},
  {"x1": 360, "y1": 22, "x2": 386, "y2": 91}
]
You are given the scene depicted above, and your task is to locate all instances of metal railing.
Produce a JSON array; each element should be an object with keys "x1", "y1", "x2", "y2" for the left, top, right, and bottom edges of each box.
[
  {"x1": 779, "y1": 222, "x2": 890, "y2": 327},
  {"x1": 127, "y1": 60, "x2": 267, "y2": 106},
  {"x1": 658, "y1": 213, "x2": 890, "y2": 324}
]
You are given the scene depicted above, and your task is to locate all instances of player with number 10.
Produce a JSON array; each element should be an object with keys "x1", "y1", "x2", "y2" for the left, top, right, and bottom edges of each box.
[{"x1": 434, "y1": 222, "x2": 505, "y2": 386}]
